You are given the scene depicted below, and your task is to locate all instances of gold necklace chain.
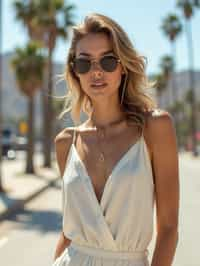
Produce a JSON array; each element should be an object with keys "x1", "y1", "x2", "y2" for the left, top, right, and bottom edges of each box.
[
  {"x1": 96, "y1": 128, "x2": 106, "y2": 163},
  {"x1": 91, "y1": 116, "x2": 127, "y2": 163},
  {"x1": 90, "y1": 117, "x2": 127, "y2": 200}
]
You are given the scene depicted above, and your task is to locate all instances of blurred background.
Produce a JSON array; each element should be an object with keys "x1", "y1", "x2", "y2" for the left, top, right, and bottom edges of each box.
[{"x1": 0, "y1": 1, "x2": 199, "y2": 266}]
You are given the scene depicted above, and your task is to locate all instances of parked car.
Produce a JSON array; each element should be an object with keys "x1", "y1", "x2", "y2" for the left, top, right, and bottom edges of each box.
[
  {"x1": 14, "y1": 136, "x2": 27, "y2": 151},
  {"x1": 1, "y1": 128, "x2": 16, "y2": 159}
]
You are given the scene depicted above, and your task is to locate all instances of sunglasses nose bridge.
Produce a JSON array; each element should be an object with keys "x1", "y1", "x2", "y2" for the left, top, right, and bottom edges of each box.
[
  {"x1": 90, "y1": 61, "x2": 104, "y2": 79},
  {"x1": 90, "y1": 59, "x2": 103, "y2": 72}
]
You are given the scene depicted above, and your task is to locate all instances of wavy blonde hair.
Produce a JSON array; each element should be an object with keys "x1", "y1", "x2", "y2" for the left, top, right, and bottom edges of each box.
[{"x1": 59, "y1": 13, "x2": 157, "y2": 128}]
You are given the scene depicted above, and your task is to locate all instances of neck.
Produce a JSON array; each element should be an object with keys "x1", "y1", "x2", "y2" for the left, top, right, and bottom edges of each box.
[
  {"x1": 89, "y1": 109, "x2": 126, "y2": 129},
  {"x1": 87, "y1": 93, "x2": 126, "y2": 129}
]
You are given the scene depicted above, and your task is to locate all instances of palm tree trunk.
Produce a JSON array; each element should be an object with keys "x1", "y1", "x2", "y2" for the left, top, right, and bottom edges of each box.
[
  {"x1": 171, "y1": 41, "x2": 180, "y2": 148},
  {"x1": 43, "y1": 47, "x2": 53, "y2": 167},
  {"x1": 171, "y1": 42, "x2": 178, "y2": 103},
  {"x1": 42, "y1": 67, "x2": 49, "y2": 166},
  {"x1": 0, "y1": 0, "x2": 4, "y2": 192},
  {"x1": 185, "y1": 18, "x2": 198, "y2": 156},
  {"x1": 26, "y1": 95, "x2": 35, "y2": 173}
]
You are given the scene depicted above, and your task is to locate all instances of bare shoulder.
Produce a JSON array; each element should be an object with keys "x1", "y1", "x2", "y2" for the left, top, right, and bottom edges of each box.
[
  {"x1": 54, "y1": 127, "x2": 74, "y2": 145},
  {"x1": 146, "y1": 108, "x2": 173, "y2": 124},
  {"x1": 144, "y1": 108, "x2": 176, "y2": 139},
  {"x1": 143, "y1": 108, "x2": 177, "y2": 160},
  {"x1": 144, "y1": 107, "x2": 178, "y2": 173},
  {"x1": 54, "y1": 127, "x2": 75, "y2": 177}
]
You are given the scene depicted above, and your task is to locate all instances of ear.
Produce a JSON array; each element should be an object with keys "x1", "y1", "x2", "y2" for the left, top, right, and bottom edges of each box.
[
  {"x1": 121, "y1": 65, "x2": 126, "y2": 75},
  {"x1": 121, "y1": 69, "x2": 125, "y2": 75}
]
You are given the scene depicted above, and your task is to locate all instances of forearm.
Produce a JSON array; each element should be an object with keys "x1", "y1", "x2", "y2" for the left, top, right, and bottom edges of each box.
[
  {"x1": 53, "y1": 232, "x2": 71, "y2": 261},
  {"x1": 151, "y1": 228, "x2": 178, "y2": 266}
]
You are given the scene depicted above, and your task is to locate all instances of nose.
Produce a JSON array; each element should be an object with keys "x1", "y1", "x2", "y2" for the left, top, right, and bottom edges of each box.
[{"x1": 90, "y1": 61, "x2": 104, "y2": 79}]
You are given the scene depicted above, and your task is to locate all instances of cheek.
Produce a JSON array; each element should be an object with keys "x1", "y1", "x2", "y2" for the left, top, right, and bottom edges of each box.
[
  {"x1": 78, "y1": 75, "x2": 91, "y2": 92},
  {"x1": 107, "y1": 70, "x2": 123, "y2": 89}
]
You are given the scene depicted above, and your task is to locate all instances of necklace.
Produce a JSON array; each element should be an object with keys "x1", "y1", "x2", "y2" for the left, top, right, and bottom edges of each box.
[
  {"x1": 91, "y1": 116, "x2": 127, "y2": 163},
  {"x1": 96, "y1": 129, "x2": 106, "y2": 163}
]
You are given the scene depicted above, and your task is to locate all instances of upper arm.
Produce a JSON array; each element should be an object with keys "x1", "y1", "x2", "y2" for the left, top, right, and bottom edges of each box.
[
  {"x1": 147, "y1": 109, "x2": 179, "y2": 233},
  {"x1": 54, "y1": 128, "x2": 74, "y2": 177},
  {"x1": 54, "y1": 128, "x2": 74, "y2": 243}
]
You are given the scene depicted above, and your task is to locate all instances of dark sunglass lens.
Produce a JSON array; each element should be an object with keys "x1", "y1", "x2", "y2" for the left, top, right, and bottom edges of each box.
[
  {"x1": 73, "y1": 58, "x2": 91, "y2": 74},
  {"x1": 101, "y1": 56, "x2": 118, "y2": 72}
]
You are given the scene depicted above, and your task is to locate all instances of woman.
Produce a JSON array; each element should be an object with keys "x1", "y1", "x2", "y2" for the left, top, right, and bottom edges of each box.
[{"x1": 53, "y1": 13, "x2": 179, "y2": 266}]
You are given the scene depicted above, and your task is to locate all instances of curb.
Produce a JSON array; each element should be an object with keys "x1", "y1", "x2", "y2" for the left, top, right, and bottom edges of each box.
[{"x1": 0, "y1": 176, "x2": 60, "y2": 221}]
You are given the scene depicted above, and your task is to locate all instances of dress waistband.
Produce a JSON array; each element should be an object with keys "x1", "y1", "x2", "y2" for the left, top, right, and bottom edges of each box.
[{"x1": 70, "y1": 242, "x2": 149, "y2": 261}]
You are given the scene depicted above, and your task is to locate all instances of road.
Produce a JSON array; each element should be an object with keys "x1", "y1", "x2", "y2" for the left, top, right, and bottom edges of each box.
[{"x1": 0, "y1": 152, "x2": 199, "y2": 266}]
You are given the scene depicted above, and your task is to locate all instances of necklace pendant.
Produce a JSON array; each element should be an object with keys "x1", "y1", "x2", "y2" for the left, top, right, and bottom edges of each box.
[
  {"x1": 99, "y1": 153, "x2": 105, "y2": 162},
  {"x1": 100, "y1": 130, "x2": 105, "y2": 138}
]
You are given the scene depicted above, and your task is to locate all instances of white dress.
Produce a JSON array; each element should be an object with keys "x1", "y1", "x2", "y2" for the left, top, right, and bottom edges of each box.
[{"x1": 52, "y1": 127, "x2": 155, "y2": 266}]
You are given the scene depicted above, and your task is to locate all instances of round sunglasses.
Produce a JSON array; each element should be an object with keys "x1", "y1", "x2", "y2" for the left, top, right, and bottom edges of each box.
[{"x1": 71, "y1": 55, "x2": 121, "y2": 74}]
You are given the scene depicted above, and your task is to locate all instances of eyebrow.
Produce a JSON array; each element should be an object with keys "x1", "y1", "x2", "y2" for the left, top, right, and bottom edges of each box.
[{"x1": 78, "y1": 50, "x2": 114, "y2": 57}]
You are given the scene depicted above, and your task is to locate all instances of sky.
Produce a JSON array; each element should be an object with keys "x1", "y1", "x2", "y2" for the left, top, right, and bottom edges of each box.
[{"x1": 1, "y1": 0, "x2": 200, "y2": 75}]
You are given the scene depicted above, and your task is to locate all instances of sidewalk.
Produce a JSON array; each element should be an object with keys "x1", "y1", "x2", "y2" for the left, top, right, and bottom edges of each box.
[
  {"x1": 0, "y1": 154, "x2": 60, "y2": 221},
  {"x1": 179, "y1": 150, "x2": 200, "y2": 162}
]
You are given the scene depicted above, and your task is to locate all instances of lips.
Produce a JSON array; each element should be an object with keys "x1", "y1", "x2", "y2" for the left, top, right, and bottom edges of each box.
[{"x1": 91, "y1": 82, "x2": 107, "y2": 88}]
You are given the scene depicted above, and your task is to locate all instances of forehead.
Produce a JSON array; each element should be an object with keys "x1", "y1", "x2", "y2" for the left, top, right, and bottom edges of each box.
[{"x1": 75, "y1": 33, "x2": 113, "y2": 57}]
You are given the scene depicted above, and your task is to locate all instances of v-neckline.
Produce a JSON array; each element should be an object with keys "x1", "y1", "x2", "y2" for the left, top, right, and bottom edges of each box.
[{"x1": 72, "y1": 134, "x2": 143, "y2": 208}]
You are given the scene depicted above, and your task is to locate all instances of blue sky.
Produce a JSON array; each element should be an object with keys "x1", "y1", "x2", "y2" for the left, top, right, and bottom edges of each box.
[{"x1": 2, "y1": 0, "x2": 200, "y2": 74}]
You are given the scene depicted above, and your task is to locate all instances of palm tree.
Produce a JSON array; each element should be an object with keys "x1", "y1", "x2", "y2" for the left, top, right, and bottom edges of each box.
[
  {"x1": 31, "y1": 0, "x2": 75, "y2": 167},
  {"x1": 177, "y1": 0, "x2": 200, "y2": 156},
  {"x1": 161, "y1": 14, "x2": 182, "y2": 106},
  {"x1": 159, "y1": 55, "x2": 176, "y2": 111},
  {"x1": 13, "y1": 0, "x2": 46, "y2": 172},
  {"x1": 14, "y1": 1, "x2": 43, "y2": 41},
  {"x1": 160, "y1": 54, "x2": 184, "y2": 148},
  {"x1": 161, "y1": 14, "x2": 182, "y2": 143},
  {"x1": 13, "y1": 0, "x2": 76, "y2": 167},
  {"x1": 159, "y1": 55, "x2": 174, "y2": 80},
  {"x1": 151, "y1": 73, "x2": 167, "y2": 107},
  {"x1": 11, "y1": 42, "x2": 45, "y2": 173}
]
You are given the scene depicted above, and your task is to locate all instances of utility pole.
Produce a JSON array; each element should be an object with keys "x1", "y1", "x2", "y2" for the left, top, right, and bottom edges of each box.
[{"x1": 0, "y1": 0, "x2": 4, "y2": 192}]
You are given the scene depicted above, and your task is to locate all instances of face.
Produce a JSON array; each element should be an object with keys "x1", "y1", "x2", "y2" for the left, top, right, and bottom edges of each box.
[{"x1": 74, "y1": 33, "x2": 124, "y2": 103}]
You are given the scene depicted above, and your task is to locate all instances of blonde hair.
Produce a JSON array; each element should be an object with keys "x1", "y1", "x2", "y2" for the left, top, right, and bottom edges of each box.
[{"x1": 59, "y1": 13, "x2": 157, "y2": 128}]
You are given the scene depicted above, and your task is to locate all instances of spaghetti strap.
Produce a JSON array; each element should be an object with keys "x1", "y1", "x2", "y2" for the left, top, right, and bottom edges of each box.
[
  {"x1": 138, "y1": 124, "x2": 144, "y2": 141},
  {"x1": 141, "y1": 115, "x2": 147, "y2": 139},
  {"x1": 141, "y1": 125, "x2": 144, "y2": 138},
  {"x1": 72, "y1": 127, "x2": 77, "y2": 145}
]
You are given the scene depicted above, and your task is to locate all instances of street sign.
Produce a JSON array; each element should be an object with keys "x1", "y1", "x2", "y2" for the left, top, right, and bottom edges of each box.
[{"x1": 19, "y1": 121, "x2": 28, "y2": 135}]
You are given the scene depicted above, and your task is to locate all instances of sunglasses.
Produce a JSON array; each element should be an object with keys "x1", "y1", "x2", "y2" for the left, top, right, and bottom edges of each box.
[{"x1": 71, "y1": 55, "x2": 121, "y2": 74}]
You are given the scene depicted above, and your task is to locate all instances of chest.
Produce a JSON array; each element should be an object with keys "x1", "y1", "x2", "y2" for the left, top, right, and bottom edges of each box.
[{"x1": 74, "y1": 134, "x2": 143, "y2": 203}]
